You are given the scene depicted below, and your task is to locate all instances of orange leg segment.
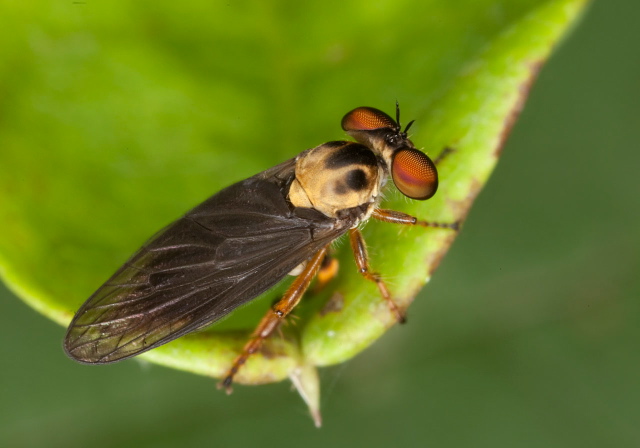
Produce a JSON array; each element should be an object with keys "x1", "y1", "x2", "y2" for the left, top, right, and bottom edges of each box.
[
  {"x1": 372, "y1": 209, "x2": 460, "y2": 231},
  {"x1": 312, "y1": 253, "x2": 340, "y2": 293},
  {"x1": 349, "y1": 228, "x2": 406, "y2": 324},
  {"x1": 218, "y1": 245, "x2": 329, "y2": 393}
]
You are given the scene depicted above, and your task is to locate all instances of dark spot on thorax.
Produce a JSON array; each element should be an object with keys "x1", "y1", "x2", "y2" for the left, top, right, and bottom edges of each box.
[
  {"x1": 346, "y1": 169, "x2": 368, "y2": 191},
  {"x1": 334, "y1": 183, "x2": 348, "y2": 195},
  {"x1": 324, "y1": 143, "x2": 378, "y2": 169}
]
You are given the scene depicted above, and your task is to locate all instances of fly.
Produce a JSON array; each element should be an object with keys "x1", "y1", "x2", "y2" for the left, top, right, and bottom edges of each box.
[{"x1": 64, "y1": 104, "x2": 459, "y2": 391}]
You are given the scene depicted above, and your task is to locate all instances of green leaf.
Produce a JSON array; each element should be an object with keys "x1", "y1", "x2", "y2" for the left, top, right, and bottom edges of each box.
[{"x1": 0, "y1": 0, "x2": 589, "y2": 423}]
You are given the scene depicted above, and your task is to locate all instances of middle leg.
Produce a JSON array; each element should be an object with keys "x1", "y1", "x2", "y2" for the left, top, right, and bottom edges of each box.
[{"x1": 349, "y1": 228, "x2": 406, "y2": 324}]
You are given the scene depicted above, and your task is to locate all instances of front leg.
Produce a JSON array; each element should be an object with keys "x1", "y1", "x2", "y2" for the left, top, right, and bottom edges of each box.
[{"x1": 372, "y1": 209, "x2": 460, "y2": 231}]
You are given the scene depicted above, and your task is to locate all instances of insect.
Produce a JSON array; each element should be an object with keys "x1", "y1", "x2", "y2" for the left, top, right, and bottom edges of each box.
[{"x1": 64, "y1": 104, "x2": 458, "y2": 391}]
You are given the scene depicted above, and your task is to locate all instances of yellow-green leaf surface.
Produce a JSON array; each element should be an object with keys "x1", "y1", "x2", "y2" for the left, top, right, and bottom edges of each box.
[{"x1": 0, "y1": 0, "x2": 589, "y2": 422}]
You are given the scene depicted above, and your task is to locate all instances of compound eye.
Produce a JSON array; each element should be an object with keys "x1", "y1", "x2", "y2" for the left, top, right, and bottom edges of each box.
[
  {"x1": 341, "y1": 107, "x2": 397, "y2": 132},
  {"x1": 392, "y1": 148, "x2": 438, "y2": 200}
]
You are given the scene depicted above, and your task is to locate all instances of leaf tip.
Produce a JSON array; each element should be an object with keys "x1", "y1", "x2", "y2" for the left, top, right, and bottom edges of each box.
[{"x1": 289, "y1": 363, "x2": 322, "y2": 427}]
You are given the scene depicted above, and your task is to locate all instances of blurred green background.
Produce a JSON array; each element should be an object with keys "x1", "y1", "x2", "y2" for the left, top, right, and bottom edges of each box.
[{"x1": 1, "y1": 0, "x2": 639, "y2": 447}]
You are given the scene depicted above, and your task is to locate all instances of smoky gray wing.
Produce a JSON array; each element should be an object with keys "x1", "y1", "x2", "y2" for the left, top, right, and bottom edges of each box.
[{"x1": 64, "y1": 169, "x2": 344, "y2": 364}]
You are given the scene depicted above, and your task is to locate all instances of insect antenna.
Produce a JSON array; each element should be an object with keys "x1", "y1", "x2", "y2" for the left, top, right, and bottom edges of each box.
[
  {"x1": 395, "y1": 101, "x2": 415, "y2": 136},
  {"x1": 403, "y1": 119, "x2": 415, "y2": 135}
]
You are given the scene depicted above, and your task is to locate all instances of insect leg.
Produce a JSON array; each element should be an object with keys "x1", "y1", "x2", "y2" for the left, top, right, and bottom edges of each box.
[
  {"x1": 372, "y1": 209, "x2": 460, "y2": 231},
  {"x1": 218, "y1": 245, "x2": 329, "y2": 393},
  {"x1": 312, "y1": 253, "x2": 339, "y2": 293},
  {"x1": 349, "y1": 228, "x2": 406, "y2": 324}
]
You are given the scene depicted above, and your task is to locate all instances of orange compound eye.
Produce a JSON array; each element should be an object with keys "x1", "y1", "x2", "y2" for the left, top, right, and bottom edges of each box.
[
  {"x1": 341, "y1": 107, "x2": 398, "y2": 132},
  {"x1": 391, "y1": 148, "x2": 438, "y2": 200}
]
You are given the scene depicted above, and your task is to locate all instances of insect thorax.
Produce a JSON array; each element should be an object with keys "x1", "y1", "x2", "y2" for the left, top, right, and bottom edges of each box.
[{"x1": 289, "y1": 141, "x2": 385, "y2": 219}]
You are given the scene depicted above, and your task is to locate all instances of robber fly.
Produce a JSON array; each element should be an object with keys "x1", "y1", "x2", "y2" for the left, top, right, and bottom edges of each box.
[{"x1": 64, "y1": 104, "x2": 458, "y2": 390}]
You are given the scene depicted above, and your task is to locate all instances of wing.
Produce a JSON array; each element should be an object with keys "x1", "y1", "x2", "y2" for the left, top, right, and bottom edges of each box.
[{"x1": 64, "y1": 158, "x2": 350, "y2": 364}]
